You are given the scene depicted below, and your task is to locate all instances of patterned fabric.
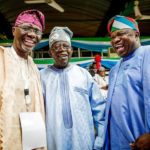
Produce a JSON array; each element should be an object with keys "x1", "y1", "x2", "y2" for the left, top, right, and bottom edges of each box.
[
  {"x1": 0, "y1": 46, "x2": 46, "y2": 150},
  {"x1": 15, "y1": 9, "x2": 45, "y2": 31},
  {"x1": 40, "y1": 65, "x2": 106, "y2": 150},
  {"x1": 49, "y1": 27, "x2": 73, "y2": 48},
  {"x1": 107, "y1": 15, "x2": 139, "y2": 35}
]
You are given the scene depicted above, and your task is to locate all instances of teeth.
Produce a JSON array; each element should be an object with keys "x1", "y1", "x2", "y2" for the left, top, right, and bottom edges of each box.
[
  {"x1": 62, "y1": 56, "x2": 67, "y2": 59},
  {"x1": 25, "y1": 39, "x2": 34, "y2": 44},
  {"x1": 117, "y1": 47, "x2": 122, "y2": 49},
  {"x1": 61, "y1": 55, "x2": 67, "y2": 58},
  {"x1": 115, "y1": 45, "x2": 122, "y2": 48},
  {"x1": 23, "y1": 40, "x2": 35, "y2": 47},
  {"x1": 59, "y1": 54, "x2": 68, "y2": 59}
]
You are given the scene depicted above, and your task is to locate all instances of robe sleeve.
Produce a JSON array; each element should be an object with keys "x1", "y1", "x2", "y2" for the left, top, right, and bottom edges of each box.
[
  {"x1": 88, "y1": 74, "x2": 106, "y2": 149},
  {"x1": 142, "y1": 46, "x2": 150, "y2": 132},
  {"x1": 40, "y1": 70, "x2": 46, "y2": 106},
  {"x1": 0, "y1": 47, "x2": 4, "y2": 111}
]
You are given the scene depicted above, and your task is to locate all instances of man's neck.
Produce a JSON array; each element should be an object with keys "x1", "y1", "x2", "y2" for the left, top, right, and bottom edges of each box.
[
  {"x1": 53, "y1": 63, "x2": 70, "y2": 69},
  {"x1": 13, "y1": 46, "x2": 28, "y2": 59}
]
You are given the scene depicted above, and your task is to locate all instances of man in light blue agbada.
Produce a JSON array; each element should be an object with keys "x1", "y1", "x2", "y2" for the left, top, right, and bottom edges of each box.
[
  {"x1": 40, "y1": 27, "x2": 106, "y2": 150},
  {"x1": 104, "y1": 15, "x2": 150, "y2": 150}
]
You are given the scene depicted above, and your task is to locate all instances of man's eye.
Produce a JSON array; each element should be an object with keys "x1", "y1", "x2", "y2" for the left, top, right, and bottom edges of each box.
[
  {"x1": 63, "y1": 44, "x2": 70, "y2": 48},
  {"x1": 22, "y1": 27, "x2": 30, "y2": 31},
  {"x1": 111, "y1": 35, "x2": 115, "y2": 39},
  {"x1": 119, "y1": 32, "x2": 128, "y2": 36},
  {"x1": 54, "y1": 46, "x2": 60, "y2": 49},
  {"x1": 33, "y1": 29, "x2": 38, "y2": 33},
  {"x1": 63, "y1": 45, "x2": 69, "y2": 48}
]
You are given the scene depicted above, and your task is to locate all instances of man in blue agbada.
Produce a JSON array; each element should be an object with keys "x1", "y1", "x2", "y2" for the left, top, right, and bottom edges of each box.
[
  {"x1": 40, "y1": 26, "x2": 106, "y2": 150},
  {"x1": 104, "y1": 15, "x2": 150, "y2": 150}
]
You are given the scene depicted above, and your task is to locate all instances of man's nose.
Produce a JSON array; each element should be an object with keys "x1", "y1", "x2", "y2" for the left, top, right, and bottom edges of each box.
[
  {"x1": 58, "y1": 45, "x2": 67, "y2": 51},
  {"x1": 113, "y1": 36, "x2": 121, "y2": 42}
]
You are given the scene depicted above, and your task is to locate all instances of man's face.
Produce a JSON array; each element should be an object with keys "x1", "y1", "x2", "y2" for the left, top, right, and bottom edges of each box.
[
  {"x1": 99, "y1": 70, "x2": 105, "y2": 77},
  {"x1": 50, "y1": 41, "x2": 73, "y2": 68},
  {"x1": 110, "y1": 29, "x2": 139, "y2": 57},
  {"x1": 12, "y1": 23, "x2": 42, "y2": 55}
]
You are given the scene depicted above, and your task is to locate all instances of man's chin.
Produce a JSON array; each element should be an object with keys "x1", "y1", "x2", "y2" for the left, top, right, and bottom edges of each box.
[
  {"x1": 22, "y1": 44, "x2": 35, "y2": 51},
  {"x1": 62, "y1": 63, "x2": 68, "y2": 67},
  {"x1": 116, "y1": 50, "x2": 126, "y2": 57},
  {"x1": 59, "y1": 62, "x2": 69, "y2": 68}
]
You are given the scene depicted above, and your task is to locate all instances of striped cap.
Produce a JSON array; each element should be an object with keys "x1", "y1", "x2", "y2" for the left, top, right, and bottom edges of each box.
[{"x1": 107, "y1": 15, "x2": 139, "y2": 35}]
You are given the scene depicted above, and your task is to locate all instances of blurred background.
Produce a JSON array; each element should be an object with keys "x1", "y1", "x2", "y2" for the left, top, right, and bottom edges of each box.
[{"x1": 0, "y1": 0, "x2": 150, "y2": 39}]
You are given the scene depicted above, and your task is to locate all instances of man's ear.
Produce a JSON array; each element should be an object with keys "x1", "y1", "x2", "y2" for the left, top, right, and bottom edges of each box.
[
  {"x1": 49, "y1": 49, "x2": 52, "y2": 57},
  {"x1": 134, "y1": 31, "x2": 140, "y2": 42},
  {"x1": 135, "y1": 31, "x2": 139, "y2": 38},
  {"x1": 130, "y1": 142, "x2": 136, "y2": 150},
  {"x1": 12, "y1": 27, "x2": 15, "y2": 36},
  {"x1": 70, "y1": 47, "x2": 73, "y2": 55}
]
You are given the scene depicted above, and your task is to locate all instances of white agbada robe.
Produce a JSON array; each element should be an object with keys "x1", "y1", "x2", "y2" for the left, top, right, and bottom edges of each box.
[{"x1": 40, "y1": 65, "x2": 106, "y2": 150}]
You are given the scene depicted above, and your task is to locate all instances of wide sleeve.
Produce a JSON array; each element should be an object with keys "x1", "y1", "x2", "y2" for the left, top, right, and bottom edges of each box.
[
  {"x1": 0, "y1": 47, "x2": 4, "y2": 111},
  {"x1": 88, "y1": 73, "x2": 106, "y2": 149},
  {"x1": 142, "y1": 46, "x2": 150, "y2": 132}
]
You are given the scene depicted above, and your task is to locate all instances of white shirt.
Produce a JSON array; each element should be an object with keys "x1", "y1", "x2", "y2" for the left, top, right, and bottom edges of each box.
[{"x1": 93, "y1": 74, "x2": 109, "y2": 99}]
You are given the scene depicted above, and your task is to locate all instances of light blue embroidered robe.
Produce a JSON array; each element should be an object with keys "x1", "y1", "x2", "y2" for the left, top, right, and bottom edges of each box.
[
  {"x1": 40, "y1": 65, "x2": 106, "y2": 150},
  {"x1": 104, "y1": 46, "x2": 150, "y2": 150}
]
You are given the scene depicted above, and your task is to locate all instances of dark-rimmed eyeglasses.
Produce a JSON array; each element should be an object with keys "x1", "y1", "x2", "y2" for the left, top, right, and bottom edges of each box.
[
  {"x1": 17, "y1": 25, "x2": 43, "y2": 36},
  {"x1": 52, "y1": 43, "x2": 71, "y2": 52}
]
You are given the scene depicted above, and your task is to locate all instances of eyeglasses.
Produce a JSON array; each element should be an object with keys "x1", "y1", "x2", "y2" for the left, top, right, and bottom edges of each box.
[
  {"x1": 17, "y1": 25, "x2": 43, "y2": 36},
  {"x1": 52, "y1": 43, "x2": 71, "y2": 52}
]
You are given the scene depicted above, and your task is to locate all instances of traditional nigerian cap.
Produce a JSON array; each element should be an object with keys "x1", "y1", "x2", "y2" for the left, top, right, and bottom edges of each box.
[
  {"x1": 99, "y1": 66, "x2": 105, "y2": 71},
  {"x1": 107, "y1": 15, "x2": 139, "y2": 35},
  {"x1": 15, "y1": 9, "x2": 45, "y2": 31},
  {"x1": 49, "y1": 26, "x2": 73, "y2": 48}
]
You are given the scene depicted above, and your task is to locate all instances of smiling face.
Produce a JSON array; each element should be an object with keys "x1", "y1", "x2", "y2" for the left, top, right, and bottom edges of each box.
[
  {"x1": 110, "y1": 28, "x2": 140, "y2": 57},
  {"x1": 12, "y1": 23, "x2": 42, "y2": 59},
  {"x1": 50, "y1": 41, "x2": 73, "y2": 68}
]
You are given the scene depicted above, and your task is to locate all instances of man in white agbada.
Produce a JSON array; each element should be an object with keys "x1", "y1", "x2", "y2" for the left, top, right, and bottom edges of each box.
[
  {"x1": 40, "y1": 27, "x2": 106, "y2": 150},
  {"x1": 93, "y1": 67, "x2": 109, "y2": 100}
]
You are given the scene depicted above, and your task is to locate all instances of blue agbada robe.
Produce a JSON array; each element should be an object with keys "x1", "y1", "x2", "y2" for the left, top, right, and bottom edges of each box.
[
  {"x1": 40, "y1": 64, "x2": 106, "y2": 150},
  {"x1": 104, "y1": 46, "x2": 150, "y2": 150}
]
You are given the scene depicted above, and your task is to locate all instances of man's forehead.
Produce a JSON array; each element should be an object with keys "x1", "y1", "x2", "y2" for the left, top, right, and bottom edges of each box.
[
  {"x1": 53, "y1": 41, "x2": 70, "y2": 46},
  {"x1": 111, "y1": 28, "x2": 134, "y2": 35}
]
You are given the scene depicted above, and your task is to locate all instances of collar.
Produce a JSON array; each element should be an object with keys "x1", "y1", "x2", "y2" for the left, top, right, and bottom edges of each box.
[{"x1": 11, "y1": 46, "x2": 28, "y2": 61}]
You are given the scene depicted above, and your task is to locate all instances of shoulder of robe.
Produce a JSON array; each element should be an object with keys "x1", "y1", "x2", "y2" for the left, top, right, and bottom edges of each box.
[{"x1": 0, "y1": 46, "x2": 5, "y2": 52}]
